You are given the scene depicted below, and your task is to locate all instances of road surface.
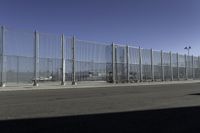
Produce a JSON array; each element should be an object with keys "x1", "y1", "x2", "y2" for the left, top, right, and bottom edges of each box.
[
  {"x1": 0, "y1": 82, "x2": 200, "y2": 120},
  {"x1": 1, "y1": 83, "x2": 200, "y2": 132}
]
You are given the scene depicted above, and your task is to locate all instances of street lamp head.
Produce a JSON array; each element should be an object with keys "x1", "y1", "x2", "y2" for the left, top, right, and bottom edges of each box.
[
  {"x1": 184, "y1": 46, "x2": 191, "y2": 56},
  {"x1": 184, "y1": 46, "x2": 191, "y2": 50}
]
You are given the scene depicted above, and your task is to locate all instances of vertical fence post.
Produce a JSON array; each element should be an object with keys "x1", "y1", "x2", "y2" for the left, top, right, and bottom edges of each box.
[
  {"x1": 198, "y1": 56, "x2": 200, "y2": 79},
  {"x1": 151, "y1": 49, "x2": 154, "y2": 81},
  {"x1": 0, "y1": 26, "x2": 6, "y2": 87},
  {"x1": 61, "y1": 34, "x2": 65, "y2": 85},
  {"x1": 161, "y1": 50, "x2": 164, "y2": 81},
  {"x1": 170, "y1": 51, "x2": 173, "y2": 81},
  {"x1": 192, "y1": 55, "x2": 194, "y2": 79},
  {"x1": 139, "y1": 47, "x2": 143, "y2": 82},
  {"x1": 17, "y1": 56, "x2": 19, "y2": 84},
  {"x1": 115, "y1": 45, "x2": 118, "y2": 83},
  {"x1": 126, "y1": 45, "x2": 129, "y2": 82},
  {"x1": 111, "y1": 43, "x2": 116, "y2": 83},
  {"x1": 185, "y1": 54, "x2": 188, "y2": 80},
  {"x1": 72, "y1": 36, "x2": 77, "y2": 85},
  {"x1": 33, "y1": 30, "x2": 39, "y2": 86},
  {"x1": 177, "y1": 53, "x2": 179, "y2": 80}
]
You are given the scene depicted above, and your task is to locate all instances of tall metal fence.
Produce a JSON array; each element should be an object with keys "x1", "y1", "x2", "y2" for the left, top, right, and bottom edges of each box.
[{"x1": 0, "y1": 26, "x2": 200, "y2": 87}]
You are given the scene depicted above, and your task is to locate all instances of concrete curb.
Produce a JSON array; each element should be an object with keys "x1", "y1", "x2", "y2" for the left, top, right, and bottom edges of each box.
[{"x1": 0, "y1": 80, "x2": 200, "y2": 92}]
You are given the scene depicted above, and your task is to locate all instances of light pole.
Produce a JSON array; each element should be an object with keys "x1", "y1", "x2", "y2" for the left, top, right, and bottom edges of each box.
[
  {"x1": 184, "y1": 46, "x2": 191, "y2": 80},
  {"x1": 184, "y1": 46, "x2": 191, "y2": 56}
]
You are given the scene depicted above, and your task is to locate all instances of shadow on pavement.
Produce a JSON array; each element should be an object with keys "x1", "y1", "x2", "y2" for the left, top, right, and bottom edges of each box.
[
  {"x1": 1, "y1": 106, "x2": 200, "y2": 133},
  {"x1": 189, "y1": 93, "x2": 200, "y2": 96}
]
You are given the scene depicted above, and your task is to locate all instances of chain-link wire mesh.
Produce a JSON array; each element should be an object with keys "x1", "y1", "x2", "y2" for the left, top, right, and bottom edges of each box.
[
  {"x1": 6, "y1": 55, "x2": 34, "y2": 83},
  {"x1": 4, "y1": 28, "x2": 34, "y2": 83},
  {"x1": 75, "y1": 39, "x2": 109, "y2": 82},
  {"x1": 1, "y1": 26, "x2": 200, "y2": 86},
  {"x1": 194, "y1": 56, "x2": 200, "y2": 79},
  {"x1": 187, "y1": 55, "x2": 193, "y2": 79},
  {"x1": 172, "y1": 53, "x2": 178, "y2": 79},
  {"x1": 106, "y1": 44, "x2": 113, "y2": 83},
  {"x1": 153, "y1": 50, "x2": 162, "y2": 81},
  {"x1": 39, "y1": 33, "x2": 61, "y2": 82},
  {"x1": 115, "y1": 45, "x2": 127, "y2": 83},
  {"x1": 141, "y1": 48, "x2": 151, "y2": 81},
  {"x1": 163, "y1": 52, "x2": 171, "y2": 80},
  {"x1": 129, "y1": 46, "x2": 140, "y2": 82},
  {"x1": 178, "y1": 54, "x2": 186, "y2": 79}
]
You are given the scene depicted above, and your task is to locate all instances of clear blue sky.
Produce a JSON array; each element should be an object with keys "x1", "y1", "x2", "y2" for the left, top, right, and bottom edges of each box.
[{"x1": 1, "y1": 0, "x2": 200, "y2": 55}]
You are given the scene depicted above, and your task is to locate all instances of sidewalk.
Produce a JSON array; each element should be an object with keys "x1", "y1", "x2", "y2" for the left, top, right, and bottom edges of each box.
[{"x1": 0, "y1": 80, "x2": 200, "y2": 92}]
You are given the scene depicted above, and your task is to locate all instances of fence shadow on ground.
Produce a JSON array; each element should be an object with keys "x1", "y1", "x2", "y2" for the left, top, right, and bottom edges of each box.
[{"x1": 1, "y1": 106, "x2": 200, "y2": 133}]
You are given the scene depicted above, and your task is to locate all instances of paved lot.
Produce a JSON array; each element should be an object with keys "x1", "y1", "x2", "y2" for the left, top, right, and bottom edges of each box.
[{"x1": 0, "y1": 82, "x2": 200, "y2": 120}]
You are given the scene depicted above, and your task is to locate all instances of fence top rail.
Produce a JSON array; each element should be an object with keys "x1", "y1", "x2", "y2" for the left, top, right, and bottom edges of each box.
[
  {"x1": 4, "y1": 26, "x2": 34, "y2": 34},
  {"x1": 3, "y1": 26, "x2": 73, "y2": 39},
  {"x1": 39, "y1": 32, "x2": 67, "y2": 38},
  {"x1": 76, "y1": 39, "x2": 110, "y2": 46},
  {"x1": 128, "y1": 45, "x2": 140, "y2": 49},
  {"x1": 114, "y1": 43, "x2": 141, "y2": 48}
]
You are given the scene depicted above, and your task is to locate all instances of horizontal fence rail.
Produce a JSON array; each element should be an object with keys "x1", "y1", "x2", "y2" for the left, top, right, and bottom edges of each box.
[{"x1": 0, "y1": 26, "x2": 200, "y2": 87}]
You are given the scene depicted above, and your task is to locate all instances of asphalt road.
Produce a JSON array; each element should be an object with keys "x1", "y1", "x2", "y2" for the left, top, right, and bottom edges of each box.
[
  {"x1": 1, "y1": 83, "x2": 200, "y2": 133},
  {"x1": 0, "y1": 82, "x2": 200, "y2": 120}
]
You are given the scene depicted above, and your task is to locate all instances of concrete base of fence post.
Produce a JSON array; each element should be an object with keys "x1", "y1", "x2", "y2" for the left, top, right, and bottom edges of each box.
[
  {"x1": 33, "y1": 80, "x2": 38, "y2": 86},
  {"x1": 0, "y1": 82, "x2": 6, "y2": 87},
  {"x1": 72, "y1": 81, "x2": 77, "y2": 85},
  {"x1": 61, "y1": 81, "x2": 66, "y2": 86}
]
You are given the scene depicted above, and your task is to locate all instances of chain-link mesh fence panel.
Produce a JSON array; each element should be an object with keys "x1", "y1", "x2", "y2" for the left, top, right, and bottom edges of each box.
[
  {"x1": 39, "y1": 33, "x2": 61, "y2": 82},
  {"x1": 75, "y1": 40, "x2": 109, "y2": 82},
  {"x1": 153, "y1": 50, "x2": 161, "y2": 81},
  {"x1": 172, "y1": 53, "x2": 178, "y2": 80},
  {"x1": 194, "y1": 56, "x2": 200, "y2": 79},
  {"x1": 129, "y1": 47, "x2": 140, "y2": 82},
  {"x1": 115, "y1": 45, "x2": 127, "y2": 83},
  {"x1": 141, "y1": 48, "x2": 151, "y2": 81},
  {"x1": 18, "y1": 56, "x2": 34, "y2": 83},
  {"x1": 163, "y1": 52, "x2": 171, "y2": 80},
  {"x1": 105, "y1": 45, "x2": 113, "y2": 82},
  {"x1": 6, "y1": 55, "x2": 17, "y2": 82},
  {"x1": 178, "y1": 54, "x2": 186, "y2": 79},
  {"x1": 187, "y1": 55, "x2": 193, "y2": 79},
  {"x1": 0, "y1": 55, "x2": 6, "y2": 84},
  {"x1": 4, "y1": 28, "x2": 34, "y2": 84},
  {"x1": 4, "y1": 29, "x2": 34, "y2": 57}
]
